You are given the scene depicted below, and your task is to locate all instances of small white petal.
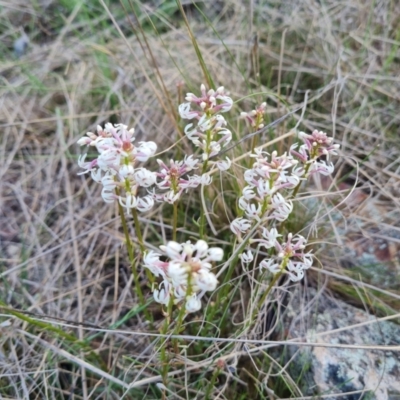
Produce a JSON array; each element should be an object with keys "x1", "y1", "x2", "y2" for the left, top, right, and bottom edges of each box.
[
  {"x1": 168, "y1": 262, "x2": 188, "y2": 286},
  {"x1": 230, "y1": 218, "x2": 252, "y2": 235},
  {"x1": 185, "y1": 294, "x2": 202, "y2": 313},
  {"x1": 161, "y1": 241, "x2": 183, "y2": 260},
  {"x1": 239, "y1": 249, "x2": 254, "y2": 263},
  {"x1": 195, "y1": 270, "x2": 218, "y2": 291},
  {"x1": 194, "y1": 240, "x2": 208, "y2": 258},
  {"x1": 208, "y1": 247, "x2": 223, "y2": 262},
  {"x1": 216, "y1": 157, "x2": 231, "y2": 171},
  {"x1": 201, "y1": 174, "x2": 212, "y2": 185},
  {"x1": 153, "y1": 280, "x2": 171, "y2": 305},
  {"x1": 134, "y1": 168, "x2": 157, "y2": 187},
  {"x1": 260, "y1": 258, "x2": 281, "y2": 274},
  {"x1": 136, "y1": 195, "x2": 154, "y2": 212}
]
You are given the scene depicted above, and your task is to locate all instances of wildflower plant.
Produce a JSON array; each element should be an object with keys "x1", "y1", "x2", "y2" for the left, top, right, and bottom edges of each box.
[{"x1": 77, "y1": 83, "x2": 340, "y2": 393}]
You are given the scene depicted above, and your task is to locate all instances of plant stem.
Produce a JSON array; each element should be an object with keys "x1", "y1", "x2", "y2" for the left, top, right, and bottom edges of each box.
[
  {"x1": 172, "y1": 201, "x2": 178, "y2": 241},
  {"x1": 117, "y1": 202, "x2": 145, "y2": 306},
  {"x1": 199, "y1": 123, "x2": 212, "y2": 239},
  {"x1": 205, "y1": 366, "x2": 221, "y2": 400},
  {"x1": 131, "y1": 208, "x2": 155, "y2": 286},
  {"x1": 132, "y1": 208, "x2": 145, "y2": 254},
  {"x1": 117, "y1": 202, "x2": 153, "y2": 322},
  {"x1": 291, "y1": 161, "x2": 312, "y2": 198},
  {"x1": 160, "y1": 296, "x2": 174, "y2": 394},
  {"x1": 252, "y1": 266, "x2": 286, "y2": 322}
]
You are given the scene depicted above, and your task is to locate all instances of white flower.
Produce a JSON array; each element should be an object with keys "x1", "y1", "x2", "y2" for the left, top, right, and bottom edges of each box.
[
  {"x1": 77, "y1": 137, "x2": 92, "y2": 146},
  {"x1": 184, "y1": 155, "x2": 199, "y2": 170},
  {"x1": 302, "y1": 253, "x2": 313, "y2": 269},
  {"x1": 101, "y1": 173, "x2": 116, "y2": 189},
  {"x1": 136, "y1": 141, "x2": 157, "y2": 162},
  {"x1": 101, "y1": 189, "x2": 115, "y2": 203},
  {"x1": 208, "y1": 141, "x2": 221, "y2": 158},
  {"x1": 230, "y1": 218, "x2": 251, "y2": 235},
  {"x1": 185, "y1": 294, "x2": 202, "y2": 313},
  {"x1": 194, "y1": 269, "x2": 218, "y2": 291},
  {"x1": 163, "y1": 190, "x2": 181, "y2": 204},
  {"x1": 286, "y1": 268, "x2": 305, "y2": 282},
  {"x1": 312, "y1": 160, "x2": 335, "y2": 176},
  {"x1": 184, "y1": 123, "x2": 198, "y2": 141},
  {"x1": 168, "y1": 261, "x2": 188, "y2": 286},
  {"x1": 173, "y1": 285, "x2": 187, "y2": 301},
  {"x1": 244, "y1": 169, "x2": 257, "y2": 185},
  {"x1": 160, "y1": 241, "x2": 183, "y2": 260},
  {"x1": 260, "y1": 227, "x2": 281, "y2": 249},
  {"x1": 290, "y1": 143, "x2": 308, "y2": 163},
  {"x1": 134, "y1": 168, "x2": 157, "y2": 187},
  {"x1": 119, "y1": 193, "x2": 138, "y2": 210},
  {"x1": 242, "y1": 186, "x2": 256, "y2": 200},
  {"x1": 256, "y1": 179, "x2": 276, "y2": 197},
  {"x1": 238, "y1": 197, "x2": 248, "y2": 211},
  {"x1": 216, "y1": 127, "x2": 232, "y2": 145},
  {"x1": 77, "y1": 153, "x2": 91, "y2": 172},
  {"x1": 201, "y1": 174, "x2": 212, "y2": 185},
  {"x1": 270, "y1": 193, "x2": 293, "y2": 221},
  {"x1": 179, "y1": 102, "x2": 198, "y2": 120},
  {"x1": 97, "y1": 149, "x2": 121, "y2": 172},
  {"x1": 216, "y1": 157, "x2": 231, "y2": 171},
  {"x1": 216, "y1": 93, "x2": 233, "y2": 112},
  {"x1": 193, "y1": 240, "x2": 208, "y2": 258},
  {"x1": 260, "y1": 258, "x2": 281, "y2": 274},
  {"x1": 153, "y1": 280, "x2": 171, "y2": 305},
  {"x1": 178, "y1": 175, "x2": 202, "y2": 189},
  {"x1": 136, "y1": 195, "x2": 154, "y2": 212},
  {"x1": 143, "y1": 251, "x2": 167, "y2": 278},
  {"x1": 239, "y1": 249, "x2": 254, "y2": 263},
  {"x1": 207, "y1": 247, "x2": 224, "y2": 262},
  {"x1": 197, "y1": 114, "x2": 214, "y2": 131},
  {"x1": 101, "y1": 174, "x2": 117, "y2": 203},
  {"x1": 284, "y1": 174, "x2": 300, "y2": 188},
  {"x1": 119, "y1": 164, "x2": 135, "y2": 179},
  {"x1": 91, "y1": 168, "x2": 103, "y2": 183},
  {"x1": 245, "y1": 203, "x2": 262, "y2": 220},
  {"x1": 145, "y1": 240, "x2": 223, "y2": 312}
]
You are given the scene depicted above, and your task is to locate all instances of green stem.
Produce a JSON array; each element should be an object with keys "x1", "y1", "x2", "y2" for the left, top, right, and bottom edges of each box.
[
  {"x1": 199, "y1": 166, "x2": 208, "y2": 239},
  {"x1": 250, "y1": 132, "x2": 258, "y2": 158},
  {"x1": 132, "y1": 208, "x2": 145, "y2": 254},
  {"x1": 199, "y1": 122, "x2": 213, "y2": 239},
  {"x1": 160, "y1": 296, "x2": 175, "y2": 394},
  {"x1": 205, "y1": 366, "x2": 221, "y2": 400},
  {"x1": 170, "y1": 276, "x2": 194, "y2": 356},
  {"x1": 132, "y1": 208, "x2": 154, "y2": 286},
  {"x1": 252, "y1": 265, "x2": 286, "y2": 321},
  {"x1": 292, "y1": 159, "x2": 313, "y2": 198},
  {"x1": 172, "y1": 201, "x2": 178, "y2": 241},
  {"x1": 117, "y1": 201, "x2": 145, "y2": 306},
  {"x1": 219, "y1": 219, "x2": 263, "y2": 302}
]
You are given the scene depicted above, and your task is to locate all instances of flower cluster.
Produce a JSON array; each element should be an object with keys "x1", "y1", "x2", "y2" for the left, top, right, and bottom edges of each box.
[
  {"x1": 231, "y1": 128, "x2": 339, "y2": 283},
  {"x1": 143, "y1": 240, "x2": 223, "y2": 313},
  {"x1": 230, "y1": 149, "x2": 300, "y2": 238},
  {"x1": 179, "y1": 84, "x2": 233, "y2": 166},
  {"x1": 240, "y1": 102, "x2": 267, "y2": 131},
  {"x1": 77, "y1": 123, "x2": 157, "y2": 213},
  {"x1": 248, "y1": 229, "x2": 312, "y2": 282},
  {"x1": 291, "y1": 130, "x2": 340, "y2": 177},
  {"x1": 153, "y1": 156, "x2": 211, "y2": 204}
]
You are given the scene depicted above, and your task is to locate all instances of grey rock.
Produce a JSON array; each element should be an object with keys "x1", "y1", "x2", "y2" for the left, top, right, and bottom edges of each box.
[
  {"x1": 281, "y1": 288, "x2": 400, "y2": 400},
  {"x1": 14, "y1": 31, "x2": 29, "y2": 58}
]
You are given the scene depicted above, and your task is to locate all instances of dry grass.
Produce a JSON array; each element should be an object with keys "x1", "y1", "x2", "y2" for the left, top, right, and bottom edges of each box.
[{"x1": 1, "y1": 0, "x2": 400, "y2": 398}]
